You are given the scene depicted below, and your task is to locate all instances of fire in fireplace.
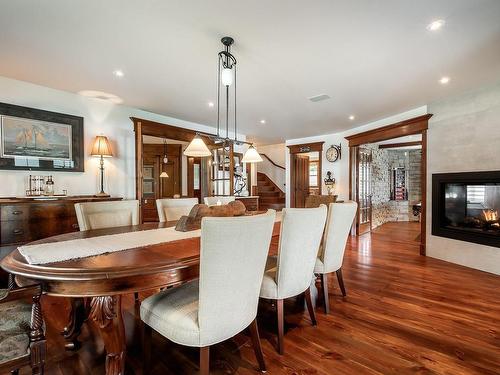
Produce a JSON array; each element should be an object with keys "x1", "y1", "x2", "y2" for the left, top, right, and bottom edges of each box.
[{"x1": 433, "y1": 171, "x2": 500, "y2": 248}]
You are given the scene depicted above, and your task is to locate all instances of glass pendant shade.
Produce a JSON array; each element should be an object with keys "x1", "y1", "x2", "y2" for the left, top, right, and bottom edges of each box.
[
  {"x1": 221, "y1": 68, "x2": 233, "y2": 86},
  {"x1": 242, "y1": 145, "x2": 263, "y2": 163},
  {"x1": 183, "y1": 135, "x2": 212, "y2": 157},
  {"x1": 160, "y1": 171, "x2": 169, "y2": 178}
]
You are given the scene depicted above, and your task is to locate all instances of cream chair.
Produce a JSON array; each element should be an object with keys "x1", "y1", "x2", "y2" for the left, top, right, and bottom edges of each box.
[
  {"x1": 314, "y1": 201, "x2": 357, "y2": 314},
  {"x1": 203, "y1": 196, "x2": 235, "y2": 206},
  {"x1": 74, "y1": 200, "x2": 140, "y2": 231},
  {"x1": 74, "y1": 199, "x2": 141, "y2": 301},
  {"x1": 259, "y1": 205, "x2": 327, "y2": 354},
  {"x1": 140, "y1": 210, "x2": 276, "y2": 375},
  {"x1": 156, "y1": 198, "x2": 198, "y2": 222}
]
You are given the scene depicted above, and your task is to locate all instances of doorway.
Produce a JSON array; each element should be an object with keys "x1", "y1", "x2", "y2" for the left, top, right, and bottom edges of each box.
[
  {"x1": 288, "y1": 142, "x2": 324, "y2": 208},
  {"x1": 356, "y1": 147, "x2": 373, "y2": 234},
  {"x1": 346, "y1": 114, "x2": 431, "y2": 255}
]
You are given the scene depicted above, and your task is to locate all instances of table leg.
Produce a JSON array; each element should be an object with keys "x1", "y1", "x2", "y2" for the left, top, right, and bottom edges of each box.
[
  {"x1": 89, "y1": 295, "x2": 126, "y2": 375},
  {"x1": 62, "y1": 297, "x2": 87, "y2": 350}
]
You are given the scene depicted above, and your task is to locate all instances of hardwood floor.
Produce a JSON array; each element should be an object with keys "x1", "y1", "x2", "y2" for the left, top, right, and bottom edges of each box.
[{"x1": 10, "y1": 222, "x2": 500, "y2": 375}]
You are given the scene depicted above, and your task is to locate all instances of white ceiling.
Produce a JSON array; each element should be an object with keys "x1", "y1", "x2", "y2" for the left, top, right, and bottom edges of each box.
[{"x1": 1, "y1": 1, "x2": 500, "y2": 145}]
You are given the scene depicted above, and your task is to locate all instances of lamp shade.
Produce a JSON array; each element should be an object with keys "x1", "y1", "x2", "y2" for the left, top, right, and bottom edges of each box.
[
  {"x1": 183, "y1": 135, "x2": 211, "y2": 157},
  {"x1": 91, "y1": 135, "x2": 113, "y2": 157},
  {"x1": 242, "y1": 145, "x2": 263, "y2": 163},
  {"x1": 221, "y1": 68, "x2": 233, "y2": 86}
]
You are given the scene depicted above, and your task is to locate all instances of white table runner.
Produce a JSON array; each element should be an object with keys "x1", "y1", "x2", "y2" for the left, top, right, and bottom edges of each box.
[{"x1": 18, "y1": 227, "x2": 201, "y2": 265}]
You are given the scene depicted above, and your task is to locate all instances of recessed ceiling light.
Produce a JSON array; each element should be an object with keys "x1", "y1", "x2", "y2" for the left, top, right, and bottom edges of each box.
[
  {"x1": 113, "y1": 70, "x2": 124, "y2": 78},
  {"x1": 439, "y1": 76, "x2": 450, "y2": 84},
  {"x1": 260, "y1": 119, "x2": 266, "y2": 124},
  {"x1": 78, "y1": 90, "x2": 123, "y2": 104},
  {"x1": 427, "y1": 19, "x2": 445, "y2": 31},
  {"x1": 349, "y1": 115, "x2": 355, "y2": 120},
  {"x1": 208, "y1": 102, "x2": 214, "y2": 107}
]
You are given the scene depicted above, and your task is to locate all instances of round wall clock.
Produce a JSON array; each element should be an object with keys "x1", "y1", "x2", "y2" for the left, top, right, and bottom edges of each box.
[{"x1": 326, "y1": 144, "x2": 341, "y2": 162}]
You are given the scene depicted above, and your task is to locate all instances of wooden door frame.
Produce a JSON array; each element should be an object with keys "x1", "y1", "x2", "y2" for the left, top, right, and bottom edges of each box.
[
  {"x1": 345, "y1": 114, "x2": 432, "y2": 255},
  {"x1": 132, "y1": 117, "x2": 218, "y2": 222},
  {"x1": 287, "y1": 142, "x2": 324, "y2": 208}
]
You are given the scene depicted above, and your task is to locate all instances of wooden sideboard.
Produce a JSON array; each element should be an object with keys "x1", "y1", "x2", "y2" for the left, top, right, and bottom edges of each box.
[
  {"x1": 235, "y1": 196, "x2": 259, "y2": 211},
  {"x1": 0, "y1": 196, "x2": 122, "y2": 280}
]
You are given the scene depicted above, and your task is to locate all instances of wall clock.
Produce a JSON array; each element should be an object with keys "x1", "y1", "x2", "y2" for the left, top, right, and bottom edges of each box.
[{"x1": 326, "y1": 144, "x2": 341, "y2": 162}]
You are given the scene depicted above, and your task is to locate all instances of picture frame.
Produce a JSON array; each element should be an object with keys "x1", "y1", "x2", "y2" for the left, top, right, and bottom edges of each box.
[{"x1": 0, "y1": 102, "x2": 84, "y2": 172}]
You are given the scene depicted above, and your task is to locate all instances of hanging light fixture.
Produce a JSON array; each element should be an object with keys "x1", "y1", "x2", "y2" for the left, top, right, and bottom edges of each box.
[
  {"x1": 242, "y1": 145, "x2": 263, "y2": 163},
  {"x1": 184, "y1": 36, "x2": 262, "y2": 162},
  {"x1": 160, "y1": 138, "x2": 169, "y2": 178}
]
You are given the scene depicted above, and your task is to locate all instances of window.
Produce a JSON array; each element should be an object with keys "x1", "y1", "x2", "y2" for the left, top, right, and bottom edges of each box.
[
  {"x1": 467, "y1": 185, "x2": 485, "y2": 204},
  {"x1": 309, "y1": 161, "x2": 318, "y2": 187}
]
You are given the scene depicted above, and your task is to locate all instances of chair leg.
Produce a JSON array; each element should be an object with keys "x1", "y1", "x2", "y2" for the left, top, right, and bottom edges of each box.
[
  {"x1": 277, "y1": 299, "x2": 284, "y2": 355},
  {"x1": 200, "y1": 346, "x2": 210, "y2": 375},
  {"x1": 143, "y1": 324, "x2": 152, "y2": 374},
  {"x1": 29, "y1": 292, "x2": 46, "y2": 375},
  {"x1": 320, "y1": 274, "x2": 330, "y2": 314},
  {"x1": 248, "y1": 319, "x2": 266, "y2": 372},
  {"x1": 304, "y1": 287, "x2": 317, "y2": 326},
  {"x1": 336, "y1": 268, "x2": 347, "y2": 297},
  {"x1": 134, "y1": 292, "x2": 140, "y2": 303}
]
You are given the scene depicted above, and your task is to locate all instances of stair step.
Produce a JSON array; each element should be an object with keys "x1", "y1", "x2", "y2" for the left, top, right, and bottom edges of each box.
[{"x1": 259, "y1": 191, "x2": 280, "y2": 197}]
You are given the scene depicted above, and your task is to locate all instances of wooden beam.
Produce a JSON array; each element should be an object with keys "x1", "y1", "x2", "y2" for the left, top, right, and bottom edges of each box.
[
  {"x1": 379, "y1": 141, "x2": 422, "y2": 149},
  {"x1": 345, "y1": 114, "x2": 432, "y2": 147}
]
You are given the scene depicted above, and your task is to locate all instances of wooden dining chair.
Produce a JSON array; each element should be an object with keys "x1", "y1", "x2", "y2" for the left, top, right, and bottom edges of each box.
[
  {"x1": 0, "y1": 275, "x2": 46, "y2": 375},
  {"x1": 314, "y1": 201, "x2": 357, "y2": 314},
  {"x1": 140, "y1": 210, "x2": 276, "y2": 375},
  {"x1": 203, "y1": 196, "x2": 235, "y2": 206},
  {"x1": 259, "y1": 205, "x2": 327, "y2": 354},
  {"x1": 156, "y1": 197, "x2": 198, "y2": 222},
  {"x1": 74, "y1": 200, "x2": 140, "y2": 231}
]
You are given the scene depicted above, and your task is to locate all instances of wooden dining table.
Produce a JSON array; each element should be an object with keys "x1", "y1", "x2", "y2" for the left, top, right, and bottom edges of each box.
[{"x1": 1, "y1": 220, "x2": 281, "y2": 375}]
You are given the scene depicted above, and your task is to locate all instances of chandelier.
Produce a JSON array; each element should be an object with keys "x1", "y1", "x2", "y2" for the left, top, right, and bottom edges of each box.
[{"x1": 184, "y1": 37, "x2": 262, "y2": 163}]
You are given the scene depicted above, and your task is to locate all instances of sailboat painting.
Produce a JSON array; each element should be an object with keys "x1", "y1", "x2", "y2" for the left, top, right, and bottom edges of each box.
[{"x1": 1, "y1": 115, "x2": 72, "y2": 161}]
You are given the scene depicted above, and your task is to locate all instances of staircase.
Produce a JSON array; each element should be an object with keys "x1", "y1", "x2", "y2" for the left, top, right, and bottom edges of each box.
[{"x1": 257, "y1": 172, "x2": 285, "y2": 211}]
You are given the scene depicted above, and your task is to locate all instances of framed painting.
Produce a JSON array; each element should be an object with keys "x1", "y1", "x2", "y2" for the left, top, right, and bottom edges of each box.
[{"x1": 0, "y1": 102, "x2": 84, "y2": 172}]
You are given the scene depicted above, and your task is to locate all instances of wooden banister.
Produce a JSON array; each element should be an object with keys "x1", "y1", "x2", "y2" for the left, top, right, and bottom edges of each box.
[{"x1": 261, "y1": 154, "x2": 285, "y2": 170}]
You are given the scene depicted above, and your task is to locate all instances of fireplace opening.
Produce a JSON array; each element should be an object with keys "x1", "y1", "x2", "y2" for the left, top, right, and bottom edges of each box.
[{"x1": 432, "y1": 171, "x2": 500, "y2": 248}]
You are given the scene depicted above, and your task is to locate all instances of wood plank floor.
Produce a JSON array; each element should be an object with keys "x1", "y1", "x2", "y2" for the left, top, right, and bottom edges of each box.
[{"x1": 10, "y1": 222, "x2": 500, "y2": 375}]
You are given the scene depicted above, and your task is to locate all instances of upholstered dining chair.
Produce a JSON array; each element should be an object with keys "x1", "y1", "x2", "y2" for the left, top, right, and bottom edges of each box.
[
  {"x1": 203, "y1": 195, "x2": 235, "y2": 206},
  {"x1": 0, "y1": 275, "x2": 45, "y2": 375},
  {"x1": 156, "y1": 197, "x2": 198, "y2": 222},
  {"x1": 140, "y1": 210, "x2": 276, "y2": 375},
  {"x1": 74, "y1": 200, "x2": 140, "y2": 231},
  {"x1": 314, "y1": 201, "x2": 357, "y2": 314},
  {"x1": 259, "y1": 205, "x2": 327, "y2": 354},
  {"x1": 74, "y1": 199, "x2": 140, "y2": 300}
]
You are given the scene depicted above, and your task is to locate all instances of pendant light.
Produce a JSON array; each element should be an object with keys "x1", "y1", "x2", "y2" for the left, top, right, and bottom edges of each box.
[
  {"x1": 242, "y1": 145, "x2": 263, "y2": 163},
  {"x1": 160, "y1": 138, "x2": 169, "y2": 178},
  {"x1": 183, "y1": 36, "x2": 262, "y2": 163}
]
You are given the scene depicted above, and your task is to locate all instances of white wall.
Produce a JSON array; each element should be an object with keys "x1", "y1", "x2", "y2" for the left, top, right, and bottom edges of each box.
[
  {"x1": 256, "y1": 143, "x2": 286, "y2": 191},
  {"x1": 284, "y1": 106, "x2": 428, "y2": 207},
  {"x1": 426, "y1": 83, "x2": 500, "y2": 275},
  {"x1": 0, "y1": 76, "x2": 246, "y2": 198}
]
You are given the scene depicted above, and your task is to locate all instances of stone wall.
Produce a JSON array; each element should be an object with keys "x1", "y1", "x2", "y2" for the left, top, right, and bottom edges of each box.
[{"x1": 369, "y1": 146, "x2": 422, "y2": 228}]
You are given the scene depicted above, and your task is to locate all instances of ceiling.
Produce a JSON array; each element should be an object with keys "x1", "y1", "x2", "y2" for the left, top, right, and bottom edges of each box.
[{"x1": 1, "y1": 1, "x2": 499, "y2": 145}]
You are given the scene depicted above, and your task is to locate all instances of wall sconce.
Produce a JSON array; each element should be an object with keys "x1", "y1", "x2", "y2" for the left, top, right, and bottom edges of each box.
[{"x1": 324, "y1": 171, "x2": 336, "y2": 196}]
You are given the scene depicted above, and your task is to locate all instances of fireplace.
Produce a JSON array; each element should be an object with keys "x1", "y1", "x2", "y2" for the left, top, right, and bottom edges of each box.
[{"x1": 432, "y1": 171, "x2": 500, "y2": 248}]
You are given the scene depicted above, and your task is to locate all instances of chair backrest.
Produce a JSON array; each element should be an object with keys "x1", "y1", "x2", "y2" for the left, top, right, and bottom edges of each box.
[
  {"x1": 320, "y1": 201, "x2": 358, "y2": 273},
  {"x1": 275, "y1": 206, "x2": 327, "y2": 299},
  {"x1": 74, "y1": 200, "x2": 140, "y2": 231},
  {"x1": 198, "y1": 210, "x2": 276, "y2": 344},
  {"x1": 156, "y1": 198, "x2": 198, "y2": 222},
  {"x1": 203, "y1": 196, "x2": 236, "y2": 206}
]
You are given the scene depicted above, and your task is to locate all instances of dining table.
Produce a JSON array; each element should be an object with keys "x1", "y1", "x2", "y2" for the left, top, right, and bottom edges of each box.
[{"x1": 1, "y1": 219, "x2": 281, "y2": 375}]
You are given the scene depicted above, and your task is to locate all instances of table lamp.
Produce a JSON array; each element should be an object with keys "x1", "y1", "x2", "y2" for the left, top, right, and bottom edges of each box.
[{"x1": 91, "y1": 135, "x2": 113, "y2": 197}]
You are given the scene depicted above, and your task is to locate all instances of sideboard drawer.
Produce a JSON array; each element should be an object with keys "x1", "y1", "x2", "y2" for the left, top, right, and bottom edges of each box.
[
  {"x1": 0, "y1": 203, "x2": 73, "y2": 222},
  {"x1": 0, "y1": 221, "x2": 31, "y2": 245}
]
